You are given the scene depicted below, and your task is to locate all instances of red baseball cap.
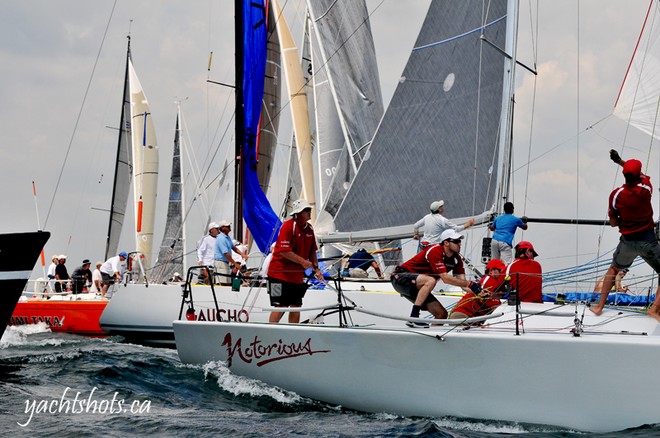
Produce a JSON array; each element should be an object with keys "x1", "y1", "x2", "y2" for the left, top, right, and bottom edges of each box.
[
  {"x1": 515, "y1": 241, "x2": 538, "y2": 257},
  {"x1": 486, "y1": 259, "x2": 506, "y2": 272},
  {"x1": 622, "y1": 159, "x2": 642, "y2": 177}
]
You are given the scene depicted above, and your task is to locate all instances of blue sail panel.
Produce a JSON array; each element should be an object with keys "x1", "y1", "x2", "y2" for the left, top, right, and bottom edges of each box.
[{"x1": 241, "y1": 0, "x2": 281, "y2": 253}]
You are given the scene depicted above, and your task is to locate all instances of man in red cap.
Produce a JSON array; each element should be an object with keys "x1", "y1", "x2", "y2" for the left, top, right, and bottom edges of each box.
[
  {"x1": 449, "y1": 258, "x2": 507, "y2": 320},
  {"x1": 592, "y1": 150, "x2": 660, "y2": 320},
  {"x1": 505, "y1": 241, "x2": 543, "y2": 303}
]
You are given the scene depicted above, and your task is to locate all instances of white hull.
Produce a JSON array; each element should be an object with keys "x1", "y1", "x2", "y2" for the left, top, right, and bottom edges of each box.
[
  {"x1": 100, "y1": 280, "x2": 461, "y2": 347},
  {"x1": 174, "y1": 302, "x2": 660, "y2": 432}
]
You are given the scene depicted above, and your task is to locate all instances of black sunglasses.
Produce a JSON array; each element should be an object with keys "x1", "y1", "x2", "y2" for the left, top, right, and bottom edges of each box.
[{"x1": 448, "y1": 239, "x2": 463, "y2": 244}]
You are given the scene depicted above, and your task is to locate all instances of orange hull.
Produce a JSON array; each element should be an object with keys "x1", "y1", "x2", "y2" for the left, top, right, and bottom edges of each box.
[{"x1": 10, "y1": 299, "x2": 108, "y2": 336}]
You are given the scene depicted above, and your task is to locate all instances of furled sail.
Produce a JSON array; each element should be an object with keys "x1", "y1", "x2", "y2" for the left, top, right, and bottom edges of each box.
[
  {"x1": 306, "y1": 0, "x2": 384, "y2": 220},
  {"x1": 241, "y1": 0, "x2": 282, "y2": 253},
  {"x1": 152, "y1": 114, "x2": 184, "y2": 283},
  {"x1": 129, "y1": 58, "x2": 159, "y2": 272},
  {"x1": 105, "y1": 42, "x2": 133, "y2": 260},
  {"x1": 613, "y1": 0, "x2": 660, "y2": 140},
  {"x1": 333, "y1": 0, "x2": 508, "y2": 234}
]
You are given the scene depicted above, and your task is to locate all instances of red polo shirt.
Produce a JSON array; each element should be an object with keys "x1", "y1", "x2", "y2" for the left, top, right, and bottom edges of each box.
[
  {"x1": 399, "y1": 244, "x2": 465, "y2": 276},
  {"x1": 506, "y1": 258, "x2": 543, "y2": 303},
  {"x1": 609, "y1": 174, "x2": 654, "y2": 235},
  {"x1": 452, "y1": 274, "x2": 504, "y2": 317},
  {"x1": 267, "y1": 218, "x2": 318, "y2": 283}
]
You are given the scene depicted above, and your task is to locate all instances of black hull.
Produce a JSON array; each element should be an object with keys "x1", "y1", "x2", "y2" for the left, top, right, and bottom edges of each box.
[{"x1": 0, "y1": 231, "x2": 50, "y2": 339}]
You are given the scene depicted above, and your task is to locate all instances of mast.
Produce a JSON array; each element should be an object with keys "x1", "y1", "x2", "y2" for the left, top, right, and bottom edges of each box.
[
  {"x1": 234, "y1": 0, "x2": 245, "y2": 240},
  {"x1": 495, "y1": 0, "x2": 520, "y2": 210}
]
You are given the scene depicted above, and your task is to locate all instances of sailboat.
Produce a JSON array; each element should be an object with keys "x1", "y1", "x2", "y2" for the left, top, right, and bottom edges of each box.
[
  {"x1": 98, "y1": 0, "x2": 422, "y2": 347},
  {"x1": 173, "y1": 0, "x2": 660, "y2": 432},
  {"x1": 10, "y1": 37, "x2": 159, "y2": 337},
  {"x1": 0, "y1": 231, "x2": 50, "y2": 340}
]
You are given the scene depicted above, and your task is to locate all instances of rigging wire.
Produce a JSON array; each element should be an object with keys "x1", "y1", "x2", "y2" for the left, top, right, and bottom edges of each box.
[
  {"x1": 43, "y1": 0, "x2": 118, "y2": 228},
  {"x1": 575, "y1": 0, "x2": 581, "y2": 290}
]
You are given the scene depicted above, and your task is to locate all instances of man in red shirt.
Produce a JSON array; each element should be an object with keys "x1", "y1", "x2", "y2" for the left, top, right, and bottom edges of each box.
[
  {"x1": 506, "y1": 241, "x2": 543, "y2": 303},
  {"x1": 391, "y1": 229, "x2": 482, "y2": 327},
  {"x1": 592, "y1": 150, "x2": 660, "y2": 320},
  {"x1": 267, "y1": 199, "x2": 323, "y2": 323}
]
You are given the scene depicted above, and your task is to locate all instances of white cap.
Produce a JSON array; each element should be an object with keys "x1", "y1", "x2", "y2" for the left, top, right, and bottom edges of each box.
[
  {"x1": 290, "y1": 199, "x2": 313, "y2": 215},
  {"x1": 174, "y1": 272, "x2": 181, "y2": 277},
  {"x1": 58, "y1": 254, "x2": 67, "y2": 260},
  {"x1": 218, "y1": 219, "x2": 232, "y2": 227},
  {"x1": 440, "y1": 229, "x2": 463, "y2": 242},
  {"x1": 430, "y1": 200, "x2": 444, "y2": 213},
  {"x1": 208, "y1": 222, "x2": 220, "y2": 230}
]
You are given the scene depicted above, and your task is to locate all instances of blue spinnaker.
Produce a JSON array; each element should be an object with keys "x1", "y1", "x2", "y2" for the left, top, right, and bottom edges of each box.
[{"x1": 241, "y1": 0, "x2": 281, "y2": 253}]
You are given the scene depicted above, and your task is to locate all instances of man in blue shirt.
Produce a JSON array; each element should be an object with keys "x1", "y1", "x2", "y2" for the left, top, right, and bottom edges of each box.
[
  {"x1": 214, "y1": 220, "x2": 247, "y2": 285},
  {"x1": 344, "y1": 248, "x2": 384, "y2": 279},
  {"x1": 489, "y1": 202, "x2": 528, "y2": 264}
]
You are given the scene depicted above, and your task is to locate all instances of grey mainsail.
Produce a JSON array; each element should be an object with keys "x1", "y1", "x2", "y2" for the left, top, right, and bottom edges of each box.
[
  {"x1": 333, "y1": 0, "x2": 508, "y2": 233},
  {"x1": 306, "y1": 0, "x2": 384, "y2": 220},
  {"x1": 153, "y1": 114, "x2": 184, "y2": 283}
]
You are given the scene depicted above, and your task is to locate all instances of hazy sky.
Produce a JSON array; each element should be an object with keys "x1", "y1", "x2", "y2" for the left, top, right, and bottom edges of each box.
[{"x1": 1, "y1": 0, "x2": 656, "y2": 279}]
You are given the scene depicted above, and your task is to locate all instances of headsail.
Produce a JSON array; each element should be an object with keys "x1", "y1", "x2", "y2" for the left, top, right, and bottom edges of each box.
[
  {"x1": 306, "y1": 0, "x2": 384, "y2": 222},
  {"x1": 613, "y1": 0, "x2": 660, "y2": 140},
  {"x1": 333, "y1": 0, "x2": 509, "y2": 234},
  {"x1": 129, "y1": 57, "x2": 159, "y2": 272},
  {"x1": 105, "y1": 40, "x2": 133, "y2": 260},
  {"x1": 153, "y1": 114, "x2": 184, "y2": 283}
]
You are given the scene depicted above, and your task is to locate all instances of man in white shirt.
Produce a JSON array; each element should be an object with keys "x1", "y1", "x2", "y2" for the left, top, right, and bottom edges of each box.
[
  {"x1": 413, "y1": 200, "x2": 474, "y2": 251},
  {"x1": 90, "y1": 261, "x2": 103, "y2": 293},
  {"x1": 100, "y1": 251, "x2": 128, "y2": 299},
  {"x1": 197, "y1": 222, "x2": 219, "y2": 284}
]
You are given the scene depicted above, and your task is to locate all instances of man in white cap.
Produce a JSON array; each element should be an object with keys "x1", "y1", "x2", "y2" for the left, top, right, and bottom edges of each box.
[
  {"x1": 214, "y1": 220, "x2": 247, "y2": 286},
  {"x1": 197, "y1": 222, "x2": 220, "y2": 284},
  {"x1": 267, "y1": 199, "x2": 323, "y2": 323},
  {"x1": 100, "y1": 251, "x2": 128, "y2": 299},
  {"x1": 413, "y1": 200, "x2": 474, "y2": 251},
  {"x1": 391, "y1": 229, "x2": 481, "y2": 327}
]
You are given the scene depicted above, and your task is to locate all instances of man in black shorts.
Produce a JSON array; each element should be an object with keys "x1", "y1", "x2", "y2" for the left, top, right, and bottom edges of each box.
[{"x1": 391, "y1": 229, "x2": 481, "y2": 327}]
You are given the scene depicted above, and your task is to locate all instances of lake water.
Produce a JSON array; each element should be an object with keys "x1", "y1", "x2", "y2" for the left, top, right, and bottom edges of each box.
[{"x1": 1, "y1": 324, "x2": 656, "y2": 437}]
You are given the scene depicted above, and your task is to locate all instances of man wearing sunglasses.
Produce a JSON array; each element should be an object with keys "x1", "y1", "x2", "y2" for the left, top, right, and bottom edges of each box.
[{"x1": 391, "y1": 229, "x2": 482, "y2": 327}]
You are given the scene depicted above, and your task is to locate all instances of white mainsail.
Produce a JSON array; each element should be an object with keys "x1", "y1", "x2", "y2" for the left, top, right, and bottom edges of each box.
[{"x1": 128, "y1": 58, "x2": 159, "y2": 273}]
